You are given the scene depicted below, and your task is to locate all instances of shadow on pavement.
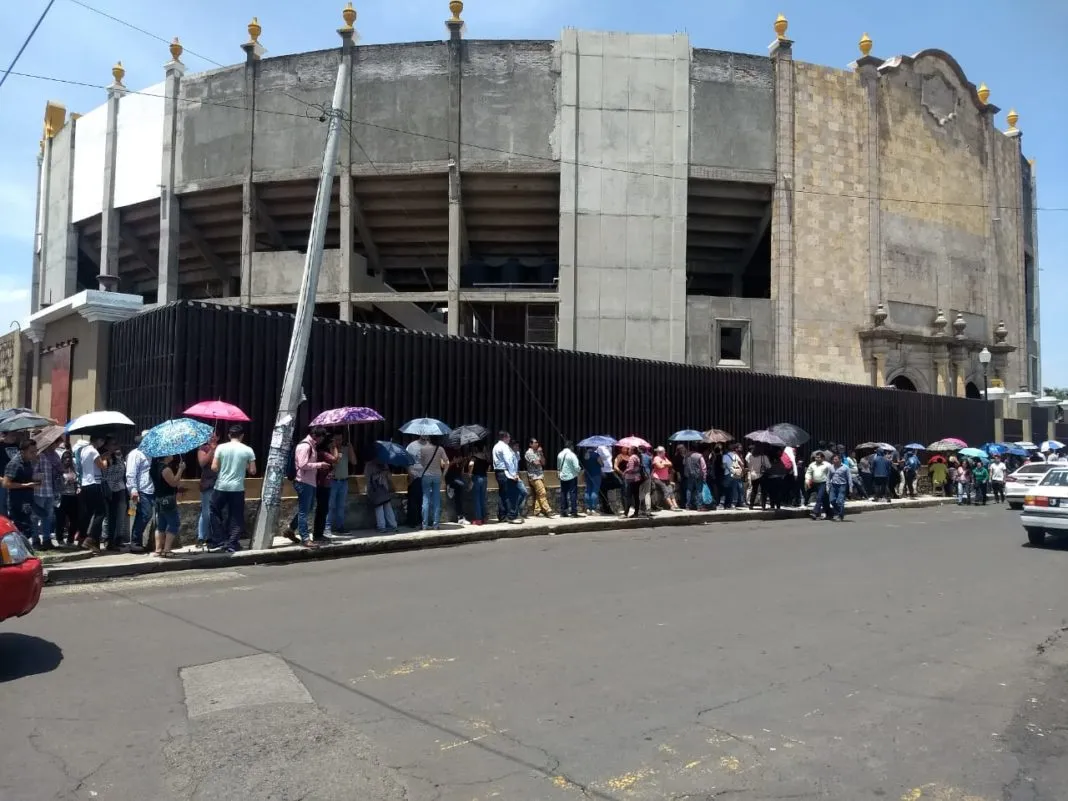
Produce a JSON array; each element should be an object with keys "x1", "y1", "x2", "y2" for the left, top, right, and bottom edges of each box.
[{"x1": 0, "y1": 633, "x2": 64, "y2": 683}]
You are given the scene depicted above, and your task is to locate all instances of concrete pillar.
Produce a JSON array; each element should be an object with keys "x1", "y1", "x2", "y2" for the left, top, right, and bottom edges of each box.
[
  {"x1": 854, "y1": 50, "x2": 883, "y2": 313},
  {"x1": 239, "y1": 35, "x2": 261, "y2": 307},
  {"x1": 770, "y1": 34, "x2": 796, "y2": 375},
  {"x1": 1006, "y1": 124, "x2": 1031, "y2": 392},
  {"x1": 872, "y1": 349, "x2": 887, "y2": 387},
  {"x1": 952, "y1": 359, "x2": 968, "y2": 397},
  {"x1": 446, "y1": 16, "x2": 464, "y2": 336},
  {"x1": 338, "y1": 171, "x2": 355, "y2": 321},
  {"x1": 32, "y1": 145, "x2": 45, "y2": 313},
  {"x1": 1010, "y1": 389, "x2": 1035, "y2": 442},
  {"x1": 158, "y1": 41, "x2": 185, "y2": 303},
  {"x1": 98, "y1": 63, "x2": 126, "y2": 292},
  {"x1": 933, "y1": 354, "x2": 950, "y2": 396},
  {"x1": 556, "y1": 28, "x2": 579, "y2": 351}
]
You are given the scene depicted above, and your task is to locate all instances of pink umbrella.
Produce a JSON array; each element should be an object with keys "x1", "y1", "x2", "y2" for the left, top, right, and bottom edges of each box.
[
  {"x1": 617, "y1": 435, "x2": 651, "y2": 450},
  {"x1": 943, "y1": 437, "x2": 968, "y2": 447},
  {"x1": 184, "y1": 400, "x2": 250, "y2": 422}
]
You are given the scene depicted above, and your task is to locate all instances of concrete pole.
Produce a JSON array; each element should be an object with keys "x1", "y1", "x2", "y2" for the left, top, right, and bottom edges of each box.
[
  {"x1": 447, "y1": 159, "x2": 461, "y2": 334},
  {"x1": 99, "y1": 62, "x2": 127, "y2": 292},
  {"x1": 338, "y1": 171, "x2": 355, "y2": 321},
  {"x1": 240, "y1": 25, "x2": 262, "y2": 307},
  {"x1": 158, "y1": 40, "x2": 185, "y2": 303},
  {"x1": 251, "y1": 21, "x2": 355, "y2": 551}
]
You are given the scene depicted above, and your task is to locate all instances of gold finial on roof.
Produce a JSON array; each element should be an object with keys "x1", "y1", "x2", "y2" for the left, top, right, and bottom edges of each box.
[
  {"x1": 1006, "y1": 108, "x2": 1019, "y2": 131},
  {"x1": 449, "y1": 0, "x2": 463, "y2": 21},
  {"x1": 248, "y1": 17, "x2": 262, "y2": 44},
  {"x1": 859, "y1": 33, "x2": 872, "y2": 57},
  {"x1": 170, "y1": 37, "x2": 183, "y2": 62},
  {"x1": 977, "y1": 82, "x2": 990, "y2": 104},
  {"x1": 111, "y1": 61, "x2": 125, "y2": 85},
  {"x1": 341, "y1": 2, "x2": 357, "y2": 30},
  {"x1": 774, "y1": 13, "x2": 788, "y2": 40}
]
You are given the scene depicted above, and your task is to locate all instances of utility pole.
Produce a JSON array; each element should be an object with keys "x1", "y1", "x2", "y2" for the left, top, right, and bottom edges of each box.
[{"x1": 252, "y1": 5, "x2": 356, "y2": 550}]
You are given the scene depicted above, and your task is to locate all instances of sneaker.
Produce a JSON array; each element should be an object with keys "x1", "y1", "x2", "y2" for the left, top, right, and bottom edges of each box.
[
  {"x1": 472, "y1": 520, "x2": 483, "y2": 526},
  {"x1": 508, "y1": 518, "x2": 523, "y2": 525},
  {"x1": 457, "y1": 517, "x2": 469, "y2": 526}
]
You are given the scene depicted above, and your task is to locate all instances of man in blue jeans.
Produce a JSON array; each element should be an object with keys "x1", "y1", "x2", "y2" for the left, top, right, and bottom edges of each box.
[
  {"x1": 289, "y1": 426, "x2": 328, "y2": 547},
  {"x1": 125, "y1": 432, "x2": 154, "y2": 550},
  {"x1": 492, "y1": 431, "x2": 521, "y2": 523},
  {"x1": 209, "y1": 425, "x2": 257, "y2": 552},
  {"x1": 826, "y1": 454, "x2": 852, "y2": 521}
]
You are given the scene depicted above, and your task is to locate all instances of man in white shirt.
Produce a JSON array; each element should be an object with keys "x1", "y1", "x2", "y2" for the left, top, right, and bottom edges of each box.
[
  {"x1": 76, "y1": 435, "x2": 109, "y2": 551},
  {"x1": 805, "y1": 451, "x2": 834, "y2": 520},
  {"x1": 492, "y1": 432, "x2": 521, "y2": 523},
  {"x1": 125, "y1": 431, "x2": 154, "y2": 550},
  {"x1": 989, "y1": 455, "x2": 1008, "y2": 504}
]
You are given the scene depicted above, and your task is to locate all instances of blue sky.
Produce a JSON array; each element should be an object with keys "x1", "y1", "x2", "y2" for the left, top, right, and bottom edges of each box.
[{"x1": 1, "y1": 0, "x2": 1064, "y2": 383}]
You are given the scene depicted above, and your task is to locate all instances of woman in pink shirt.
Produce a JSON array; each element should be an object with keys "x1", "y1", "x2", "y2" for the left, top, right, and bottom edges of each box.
[{"x1": 651, "y1": 446, "x2": 679, "y2": 510}]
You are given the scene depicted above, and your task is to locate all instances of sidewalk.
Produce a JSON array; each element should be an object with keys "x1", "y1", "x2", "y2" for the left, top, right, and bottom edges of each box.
[{"x1": 42, "y1": 496, "x2": 955, "y2": 586}]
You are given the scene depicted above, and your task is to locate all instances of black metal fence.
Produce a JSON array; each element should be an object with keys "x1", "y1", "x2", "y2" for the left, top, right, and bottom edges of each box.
[{"x1": 108, "y1": 302, "x2": 995, "y2": 464}]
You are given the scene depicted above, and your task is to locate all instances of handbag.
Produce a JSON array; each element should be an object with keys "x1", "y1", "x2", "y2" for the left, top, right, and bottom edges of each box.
[{"x1": 700, "y1": 483, "x2": 713, "y2": 506}]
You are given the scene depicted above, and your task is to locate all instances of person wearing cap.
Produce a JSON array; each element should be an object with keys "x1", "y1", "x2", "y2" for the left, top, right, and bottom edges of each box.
[{"x1": 125, "y1": 431, "x2": 155, "y2": 551}]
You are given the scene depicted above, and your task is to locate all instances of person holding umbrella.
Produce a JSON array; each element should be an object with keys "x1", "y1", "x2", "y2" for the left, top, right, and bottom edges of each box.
[
  {"x1": 150, "y1": 454, "x2": 185, "y2": 557},
  {"x1": 76, "y1": 435, "x2": 110, "y2": 553},
  {"x1": 31, "y1": 428, "x2": 64, "y2": 550},
  {"x1": 3, "y1": 439, "x2": 39, "y2": 546},
  {"x1": 364, "y1": 447, "x2": 399, "y2": 533}
]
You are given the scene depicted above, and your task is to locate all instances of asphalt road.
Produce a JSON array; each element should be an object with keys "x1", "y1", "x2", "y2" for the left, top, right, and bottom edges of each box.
[{"x1": 2, "y1": 504, "x2": 1068, "y2": 801}]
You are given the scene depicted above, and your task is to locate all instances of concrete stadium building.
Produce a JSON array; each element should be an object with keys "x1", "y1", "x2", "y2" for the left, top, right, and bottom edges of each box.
[{"x1": 28, "y1": 4, "x2": 1040, "y2": 403}]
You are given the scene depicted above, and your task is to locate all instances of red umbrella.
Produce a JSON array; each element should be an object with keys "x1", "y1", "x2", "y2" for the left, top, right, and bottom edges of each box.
[{"x1": 184, "y1": 400, "x2": 250, "y2": 422}]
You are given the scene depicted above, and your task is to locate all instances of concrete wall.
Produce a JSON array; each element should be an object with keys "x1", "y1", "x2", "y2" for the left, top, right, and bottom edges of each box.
[
  {"x1": 176, "y1": 65, "x2": 250, "y2": 187},
  {"x1": 348, "y1": 43, "x2": 451, "y2": 166},
  {"x1": 114, "y1": 82, "x2": 165, "y2": 209},
  {"x1": 35, "y1": 316, "x2": 109, "y2": 419},
  {"x1": 71, "y1": 105, "x2": 106, "y2": 223},
  {"x1": 42, "y1": 125, "x2": 77, "y2": 308},
  {"x1": 790, "y1": 63, "x2": 870, "y2": 384},
  {"x1": 690, "y1": 49, "x2": 775, "y2": 172},
  {"x1": 557, "y1": 31, "x2": 690, "y2": 361},
  {"x1": 686, "y1": 296, "x2": 773, "y2": 371},
  {"x1": 461, "y1": 41, "x2": 557, "y2": 168},
  {"x1": 250, "y1": 250, "x2": 340, "y2": 297}
]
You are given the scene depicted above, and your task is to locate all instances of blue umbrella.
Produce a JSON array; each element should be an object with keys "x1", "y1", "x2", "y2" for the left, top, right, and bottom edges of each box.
[
  {"x1": 375, "y1": 440, "x2": 415, "y2": 467},
  {"x1": 983, "y1": 443, "x2": 1008, "y2": 455},
  {"x1": 399, "y1": 417, "x2": 451, "y2": 437},
  {"x1": 1040, "y1": 440, "x2": 1065, "y2": 453},
  {"x1": 905, "y1": 443, "x2": 926, "y2": 451},
  {"x1": 669, "y1": 429, "x2": 707, "y2": 443},
  {"x1": 959, "y1": 447, "x2": 989, "y2": 460},
  {"x1": 1008, "y1": 447, "x2": 1030, "y2": 458},
  {"x1": 139, "y1": 417, "x2": 213, "y2": 458},
  {"x1": 578, "y1": 435, "x2": 617, "y2": 448}
]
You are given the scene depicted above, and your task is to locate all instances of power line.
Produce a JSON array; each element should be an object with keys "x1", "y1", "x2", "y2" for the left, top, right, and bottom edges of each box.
[
  {"x1": 64, "y1": 0, "x2": 225, "y2": 67},
  {"x1": 7, "y1": 66, "x2": 1066, "y2": 215},
  {"x1": 0, "y1": 0, "x2": 56, "y2": 92}
]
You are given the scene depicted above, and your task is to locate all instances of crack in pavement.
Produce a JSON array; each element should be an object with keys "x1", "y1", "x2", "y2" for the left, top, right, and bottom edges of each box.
[{"x1": 27, "y1": 728, "x2": 115, "y2": 801}]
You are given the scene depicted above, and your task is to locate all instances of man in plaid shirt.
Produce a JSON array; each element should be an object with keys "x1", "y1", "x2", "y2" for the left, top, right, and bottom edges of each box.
[{"x1": 33, "y1": 435, "x2": 62, "y2": 549}]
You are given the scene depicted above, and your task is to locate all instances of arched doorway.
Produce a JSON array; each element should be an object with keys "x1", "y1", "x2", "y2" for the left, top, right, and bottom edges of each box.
[
  {"x1": 890, "y1": 375, "x2": 917, "y2": 392},
  {"x1": 965, "y1": 382, "x2": 982, "y2": 399}
]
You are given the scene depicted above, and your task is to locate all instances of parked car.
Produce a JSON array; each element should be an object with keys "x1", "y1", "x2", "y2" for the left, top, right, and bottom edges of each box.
[
  {"x1": 0, "y1": 517, "x2": 43, "y2": 623},
  {"x1": 1005, "y1": 462, "x2": 1058, "y2": 509},
  {"x1": 1021, "y1": 468, "x2": 1068, "y2": 546}
]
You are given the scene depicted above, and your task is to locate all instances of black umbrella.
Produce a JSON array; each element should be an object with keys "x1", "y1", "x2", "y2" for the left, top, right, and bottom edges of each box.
[
  {"x1": 768, "y1": 423, "x2": 810, "y2": 448},
  {"x1": 446, "y1": 424, "x2": 490, "y2": 448},
  {"x1": 0, "y1": 411, "x2": 56, "y2": 433}
]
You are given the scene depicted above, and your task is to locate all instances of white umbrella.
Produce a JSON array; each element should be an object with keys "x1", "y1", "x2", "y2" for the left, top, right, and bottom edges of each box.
[{"x1": 66, "y1": 410, "x2": 136, "y2": 434}]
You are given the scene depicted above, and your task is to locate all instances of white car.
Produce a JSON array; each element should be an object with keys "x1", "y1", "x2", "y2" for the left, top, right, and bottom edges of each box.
[
  {"x1": 1020, "y1": 468, "x2": 1068, "y2": 546},
  {"x1": 1004, "y1": 462, "x2": 1058, "y2": 509}
]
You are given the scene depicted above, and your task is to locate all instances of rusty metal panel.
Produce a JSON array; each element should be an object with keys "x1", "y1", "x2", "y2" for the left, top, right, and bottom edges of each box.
[{"x1": 108, "y1": 302, "x2": 996, "y2": 466}]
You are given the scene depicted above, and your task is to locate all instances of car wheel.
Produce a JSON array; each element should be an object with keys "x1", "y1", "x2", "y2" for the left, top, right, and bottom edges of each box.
[
  {"x1": 1008, "y1": 502, "x2": 1023, "y2": 511},
  {"x1": 1026, "y1": 527, "x2": 1046, "y2": 546}
]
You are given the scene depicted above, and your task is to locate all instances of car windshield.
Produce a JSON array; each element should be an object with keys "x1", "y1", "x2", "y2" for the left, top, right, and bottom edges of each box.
[
  {"x1": 1038, "y1": 470, "x2": 1068, "y2": 487},
  {"x1": 1016, "y1": 464, "x2": 1055, "y2": 475}
]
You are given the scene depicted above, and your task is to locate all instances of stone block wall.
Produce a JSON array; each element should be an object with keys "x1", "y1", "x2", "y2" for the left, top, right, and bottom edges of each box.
[{"x1": 790, "y1": 63, "x2": 870, "y2": 384}]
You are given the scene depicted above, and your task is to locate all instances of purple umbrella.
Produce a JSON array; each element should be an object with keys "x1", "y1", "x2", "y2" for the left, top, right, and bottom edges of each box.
[
  {"x1": 310, "y1": 406, "x2": 384, "y2": 427},
  {"x1": 746, "y1": 429, "x2": 788, "y2": 447}
]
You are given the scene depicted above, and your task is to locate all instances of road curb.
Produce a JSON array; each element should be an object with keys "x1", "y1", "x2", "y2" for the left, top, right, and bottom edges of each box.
[{"x1": 43, "y1": 496, "x2": 956, "y2": 586}]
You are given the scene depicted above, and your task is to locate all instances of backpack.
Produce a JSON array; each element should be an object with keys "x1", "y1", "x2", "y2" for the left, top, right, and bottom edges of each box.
[
  {"x1": 285, "y1": 445, "x2": 297, "y2": 482},
  {"x1": 639, "y1": 453, "x2": 652, "y2": 480},
  {"x1": 780, "y1": 451, "x2": 794, "y2": 471},
  {"x1": 729, "y1": 453, "x2": 744, "y2": 478}
]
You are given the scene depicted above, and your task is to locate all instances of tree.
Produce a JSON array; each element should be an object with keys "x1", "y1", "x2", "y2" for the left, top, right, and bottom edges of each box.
[{"x1": 1043, "y1": 387, "x2": 1068, "y2": 402}]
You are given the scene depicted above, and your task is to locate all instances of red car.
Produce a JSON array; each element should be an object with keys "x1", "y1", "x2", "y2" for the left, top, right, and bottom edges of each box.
[{"x1": 0, "y1": 516, "x2": 43, "y2": 622}]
